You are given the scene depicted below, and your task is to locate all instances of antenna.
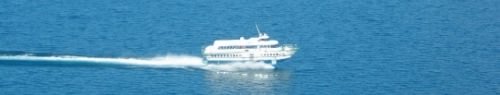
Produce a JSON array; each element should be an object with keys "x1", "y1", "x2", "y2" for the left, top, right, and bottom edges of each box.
[{"x1": 255, "y1": 24, "x2": 262, "y2": 36}]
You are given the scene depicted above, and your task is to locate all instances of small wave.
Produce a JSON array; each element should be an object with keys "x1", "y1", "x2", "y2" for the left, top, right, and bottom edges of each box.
[{"x1": 0, "y1": 54, "x2": 275, "y2": 71}]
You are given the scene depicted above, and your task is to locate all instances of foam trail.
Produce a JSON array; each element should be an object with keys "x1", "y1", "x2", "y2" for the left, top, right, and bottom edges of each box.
[
  {"x1": 0, "y1": 55, "x2": 275, "y2": 71},
  {"x1": 0, "y1": 55, "x2": 204, "y2": 67}
]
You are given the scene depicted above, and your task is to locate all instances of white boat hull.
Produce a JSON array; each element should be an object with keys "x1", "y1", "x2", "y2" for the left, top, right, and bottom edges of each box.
[
  {"x1": 203, "y1": 49, "x2": 296, "y2": 64},
  {"x1": 205, "y1": 55, "x2": 292, "y2": 61}
]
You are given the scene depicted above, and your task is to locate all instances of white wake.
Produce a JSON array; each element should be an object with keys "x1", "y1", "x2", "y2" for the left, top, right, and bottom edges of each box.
[{"x1": 0, "y1": 55, "x2": 274, "y2": 71}]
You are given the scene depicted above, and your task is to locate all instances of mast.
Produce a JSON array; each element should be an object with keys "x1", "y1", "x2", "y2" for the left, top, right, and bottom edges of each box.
[{"x1": 255, "y1": 24, "x2": 262, "y2": 36}]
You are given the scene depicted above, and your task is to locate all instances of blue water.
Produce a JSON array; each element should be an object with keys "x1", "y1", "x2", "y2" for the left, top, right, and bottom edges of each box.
[{"x1": 1, "y1": 0, "x2": 499, "y2": 94}]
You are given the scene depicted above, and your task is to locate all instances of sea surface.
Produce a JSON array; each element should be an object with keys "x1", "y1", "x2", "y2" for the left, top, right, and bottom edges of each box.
[{"x1": 1, "y1": 0, "x2": 499, "y2": 95}]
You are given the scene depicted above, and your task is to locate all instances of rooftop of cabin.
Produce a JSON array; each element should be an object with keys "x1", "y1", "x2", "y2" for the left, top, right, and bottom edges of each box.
[{"x1": 212, "y1": 36, "x2": 279, "y2": 46}]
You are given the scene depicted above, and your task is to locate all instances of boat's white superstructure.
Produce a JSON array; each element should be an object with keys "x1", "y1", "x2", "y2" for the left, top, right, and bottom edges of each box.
[{"x1": 202, "y1": 25, "x2": 297, "y2": 64}]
